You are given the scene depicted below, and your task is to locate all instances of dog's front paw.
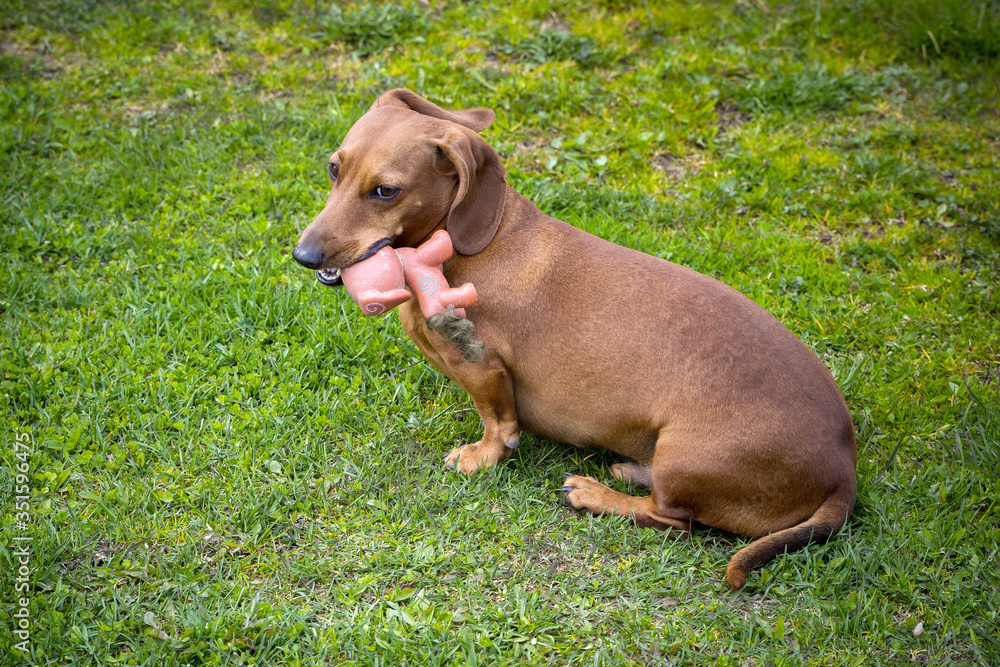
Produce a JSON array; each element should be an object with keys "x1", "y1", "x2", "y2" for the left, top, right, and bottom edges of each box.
[{"x1": 443, "y1": 440, "x2": 510, "y2": 474}]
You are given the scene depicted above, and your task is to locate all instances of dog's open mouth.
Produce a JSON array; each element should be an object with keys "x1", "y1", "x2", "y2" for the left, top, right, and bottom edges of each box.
[{"x1": 316, "y1": 267, "x2": 342, "y2": 287}]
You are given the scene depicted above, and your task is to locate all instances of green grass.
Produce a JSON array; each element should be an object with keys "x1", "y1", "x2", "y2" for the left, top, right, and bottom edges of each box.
[{"x1": 2, "y1": 0, "x2": 999, "y2": 664}]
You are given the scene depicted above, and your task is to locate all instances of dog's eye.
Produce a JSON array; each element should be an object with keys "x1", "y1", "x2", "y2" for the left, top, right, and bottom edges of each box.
[
  {"x1": 327, "y1": 162, "x2": 339, "y2": 181},
  {"x1": 372, "y1": 186, "x2": 400, "y2": 200}
]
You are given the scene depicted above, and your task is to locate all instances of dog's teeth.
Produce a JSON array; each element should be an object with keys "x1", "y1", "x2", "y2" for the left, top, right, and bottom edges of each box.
[{"x1": 316, "y1": 268, "x2": 342, "y2": 284}]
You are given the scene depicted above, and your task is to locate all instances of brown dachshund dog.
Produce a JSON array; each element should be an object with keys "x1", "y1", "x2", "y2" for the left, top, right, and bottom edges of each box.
[{"x1": 292, "y1": 89, "x2": 857, "y2": 589}]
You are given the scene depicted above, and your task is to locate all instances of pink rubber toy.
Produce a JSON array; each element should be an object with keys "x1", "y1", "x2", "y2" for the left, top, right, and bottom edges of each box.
[
  {"x1": 340, "y1": 230, "x2": 477, "y2": 318},
  {"x1": 339, "y1": 246, "x2": 411, "y2": 316}
]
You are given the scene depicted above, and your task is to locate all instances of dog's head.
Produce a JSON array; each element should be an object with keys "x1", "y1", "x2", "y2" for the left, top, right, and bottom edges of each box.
[{"x1": 292, "y1": 89, "x2": 507, "y2": 286}]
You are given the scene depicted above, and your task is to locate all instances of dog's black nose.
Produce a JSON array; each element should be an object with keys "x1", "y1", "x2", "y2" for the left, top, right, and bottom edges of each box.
[{"x1": 292, "y1": 245, "x2": 325, "y2": 269}]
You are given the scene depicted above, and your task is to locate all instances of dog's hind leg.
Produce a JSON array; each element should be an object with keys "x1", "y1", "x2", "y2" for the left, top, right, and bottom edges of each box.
[
  {"x1": 564, "y1": 428, "x2": 695, "y2": 532},
  {"x1": 561, "y1": 474, "x2": 691, "y2": 533},
  {"x1": 610, "y1": 461, "x2": 653, "y2": 489}
]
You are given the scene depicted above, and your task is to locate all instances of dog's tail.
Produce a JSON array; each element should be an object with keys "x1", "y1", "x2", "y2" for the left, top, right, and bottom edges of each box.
[{"x1": 725, "y1": 479, "x2": 856, "y2": 590}]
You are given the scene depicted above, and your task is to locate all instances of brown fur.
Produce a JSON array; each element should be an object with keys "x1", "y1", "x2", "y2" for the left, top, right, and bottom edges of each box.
[{"x1": 293, "y1": 89, "x2": 858, "y2": 589}]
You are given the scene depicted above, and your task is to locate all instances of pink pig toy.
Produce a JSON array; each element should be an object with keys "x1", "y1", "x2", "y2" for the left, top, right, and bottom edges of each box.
[{"x1": 340, "y1": 230, "x2": 477, "y2": 319}]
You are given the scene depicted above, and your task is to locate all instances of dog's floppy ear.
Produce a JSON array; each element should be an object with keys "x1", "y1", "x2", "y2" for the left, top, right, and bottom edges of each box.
[
  {"x1": 370, "y1": 88, "x2": 495, "y2": 133},
  {"x1": 436, "y1": 130, "x2": 507, "y2": 255}
]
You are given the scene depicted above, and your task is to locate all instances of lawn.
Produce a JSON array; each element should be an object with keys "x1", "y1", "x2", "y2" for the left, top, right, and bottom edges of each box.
[{"x1": 2, "y1": 0, "x2": 999, "y2": 664}]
